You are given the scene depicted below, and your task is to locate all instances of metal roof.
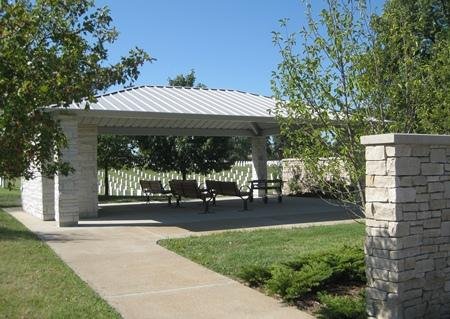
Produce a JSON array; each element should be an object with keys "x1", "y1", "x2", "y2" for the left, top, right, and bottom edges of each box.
[{"x1": 62, "y1": 86, "x2": 280, "y2": 137}]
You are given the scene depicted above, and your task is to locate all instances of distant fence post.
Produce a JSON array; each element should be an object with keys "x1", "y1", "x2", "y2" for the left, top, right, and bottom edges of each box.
[{"x1": 362, "y1": 134, "x2": 450, "y2": 318}]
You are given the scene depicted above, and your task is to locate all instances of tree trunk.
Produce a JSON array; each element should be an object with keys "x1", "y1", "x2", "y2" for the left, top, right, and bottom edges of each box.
[
  {"x1": 181, "y1": 170, "x2": 187, "y2": 180},
  {"x1": 104, "y1": 166, "x2": 109, "y2": 197}
]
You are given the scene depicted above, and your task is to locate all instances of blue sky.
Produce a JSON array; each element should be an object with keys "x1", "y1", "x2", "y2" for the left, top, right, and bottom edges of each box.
[{"x1": 97, "y1": 1, "x2": 383, "y2": 96}]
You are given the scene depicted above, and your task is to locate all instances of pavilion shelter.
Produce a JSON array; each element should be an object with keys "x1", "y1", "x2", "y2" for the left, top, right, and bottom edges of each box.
[{"x1": 21, "y1": 86, "x2": 280, "y2": 226}]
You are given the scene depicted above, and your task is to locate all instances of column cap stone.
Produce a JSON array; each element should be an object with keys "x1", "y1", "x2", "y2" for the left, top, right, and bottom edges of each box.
[{"x1": 361, "y1": 134, "x2": 450, "y2": 146}]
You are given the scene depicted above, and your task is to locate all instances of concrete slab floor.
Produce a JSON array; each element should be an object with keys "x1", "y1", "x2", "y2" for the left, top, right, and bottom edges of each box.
[{"x1": 6, "y1": 197, "x2": 360, "y2": 318}]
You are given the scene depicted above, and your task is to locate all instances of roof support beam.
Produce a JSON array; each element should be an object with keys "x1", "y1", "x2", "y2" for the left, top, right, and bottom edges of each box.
[
  {"x1": 98, "y1": 126, "x2": 257, "y2": 137},
  {"x1": 249, "y1": 122, "x2": 262, "y2": 136}
]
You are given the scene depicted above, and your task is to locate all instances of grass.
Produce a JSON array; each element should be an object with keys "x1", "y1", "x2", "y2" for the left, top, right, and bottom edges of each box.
[
  {"x1": 0, "y1": 189, "x2": 121, "y2": 318},
  {"x1": 159, "y1": 223, "x2": 365, "y2": 279},
  {"x1": 0, "y1": 187, "x2": 21, "y2": 208}
]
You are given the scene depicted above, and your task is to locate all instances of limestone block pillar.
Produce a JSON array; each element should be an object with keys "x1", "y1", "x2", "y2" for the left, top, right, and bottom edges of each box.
[
  {"x1": 78, "y1": 124, "x2": 98, "y2": 218},
  {"x1": 362, "y1": 133, "x2": 450, "y2": 319},
  {"x1": 251, "y1": 136, "x2": 267, "y2": 197},
  {"x1": 54, "y1": 116, "x2": 79, "y2": 227},
  {"x1": 21, "y1": 173, "x2": 54, "y2": 221}
]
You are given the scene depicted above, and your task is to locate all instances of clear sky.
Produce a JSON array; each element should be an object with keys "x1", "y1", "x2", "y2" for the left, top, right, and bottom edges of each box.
[{"x1": 96, "y1": 0, "x2": 383, "y2": 96}]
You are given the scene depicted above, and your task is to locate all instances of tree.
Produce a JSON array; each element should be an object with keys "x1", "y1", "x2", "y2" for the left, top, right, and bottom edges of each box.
[
  {"x1": 230, "y1": 137, "x2": 252, "y2": 161},
  {"x1": 361, "y1": 0, "x2": 449, "y2": 134},
  {"x1": 168, "y1": 69, "x2": 207, "y2": 88},
  {"x1": 138, "y1": 135, "x2": 234, "y2": 180},
  {"x1": 272, "y1": 0, "x2": 449, "y2": 215},
  {"x1": 97, "y1": 135, "x2": 138, "y2": 197},
  {"x1": 138, "y1": 70, "x2": 234, "y2": 179},
  {"x1": 272, "y1": 0, "x2": 388, "y2": 215},
  {"x1": 0, "y1": 0, "x2": 152, "y2": 181}
]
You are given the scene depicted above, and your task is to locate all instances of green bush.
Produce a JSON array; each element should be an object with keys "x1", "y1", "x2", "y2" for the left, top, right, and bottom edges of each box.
[
  {"x1": 266, "y1": 261, "x2": 334, "y2": 301},
  {"x1": 239, "y1": 265, "x2": 272, "y2": 287},
  {"x1": 316, "y1": 292, "x2": 366, "y2": 319},
  {"x1": 239, "y1": 245, "x2": 366, "y2": 303}
]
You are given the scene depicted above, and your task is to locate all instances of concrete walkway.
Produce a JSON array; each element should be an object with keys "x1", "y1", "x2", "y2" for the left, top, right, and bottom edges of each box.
[{"x1": 6, "y1": 198, "x2": 357, "y2": 318}]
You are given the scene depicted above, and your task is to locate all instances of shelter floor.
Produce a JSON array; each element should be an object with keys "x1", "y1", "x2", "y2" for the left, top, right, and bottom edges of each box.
[
  {"x1": 7, "y1": 197, "x2": 359, "y2": 319},
  {"x1": 85, "y1": 196, "x2": 357, "y2": 237}
]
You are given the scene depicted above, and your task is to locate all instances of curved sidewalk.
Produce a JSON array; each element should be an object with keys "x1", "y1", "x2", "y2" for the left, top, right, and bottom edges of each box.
[{"x1": 6, "y1": 199, "x2": 351, "y2": 318}]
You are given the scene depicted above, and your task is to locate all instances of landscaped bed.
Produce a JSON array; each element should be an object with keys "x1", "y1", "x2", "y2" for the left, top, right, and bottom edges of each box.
[
  {"x1": 0, "y1": 189, "x2": 121, "y2": 318},
  {"x1": 159, "y1": 222, "x2": 366, "y2": 318}
]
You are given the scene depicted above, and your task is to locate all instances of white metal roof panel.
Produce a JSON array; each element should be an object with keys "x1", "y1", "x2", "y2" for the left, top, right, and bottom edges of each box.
[{"x1": 69, "y1": 85, "x2": 276, "y2": 118}]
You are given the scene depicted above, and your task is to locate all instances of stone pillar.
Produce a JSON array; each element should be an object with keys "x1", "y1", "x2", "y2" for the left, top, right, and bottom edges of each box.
[
  {"x1": 251, "y1": 136, "x2": 267, "y2": 197},
  {"x1": 362, "y1": 133, "x2": 450, "y2": 319},
  {"x1": 54, "y1": 116, "x2": 79, "y2": 227},
  {"x1": 78, "y1": 124, "x2": 98, "y2": 218},
  {"x1": 21, "y1": 173, "x2": 54, "y2": 221}
]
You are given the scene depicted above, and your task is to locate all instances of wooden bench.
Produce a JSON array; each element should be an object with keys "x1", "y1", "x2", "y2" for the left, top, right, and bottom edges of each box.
[
  {"x1": 206, "y1": 180, "x2": 251, "y2": 210},
  {"x1": 139, "y1": 180, "x2": 172, "y2": 205},
  {"x1": 169, "y1": 180, "x2": 213, "y2": 213},
  {"x1": 249, "y1": 179, "x2": 283, "y2": 204}
]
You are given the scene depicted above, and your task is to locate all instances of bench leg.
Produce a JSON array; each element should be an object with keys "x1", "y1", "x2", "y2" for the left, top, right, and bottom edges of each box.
[{"x1": 199, "y1": 198, "x2": 210, "y2": 214}]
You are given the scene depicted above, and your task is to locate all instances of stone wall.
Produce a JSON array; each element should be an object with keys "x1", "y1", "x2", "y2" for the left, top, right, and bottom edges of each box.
[
  {"x1": 281, "y1": 158, "x2": 350, "y2": 195},
  {"x1": 21, "y1": 173, "x2": 54, "y2": 221},
  {"x1": 362, "y1": 133, "x2": 450, "y2": 318},
  {"x1": 281, "y1": 158, "x2": 312, "y2": 194}
]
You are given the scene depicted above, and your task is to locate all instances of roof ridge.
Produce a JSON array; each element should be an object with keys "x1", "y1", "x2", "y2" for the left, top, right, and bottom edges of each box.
[{"x1": 95, "y1": 85, "x2": 273, "y2": 99}]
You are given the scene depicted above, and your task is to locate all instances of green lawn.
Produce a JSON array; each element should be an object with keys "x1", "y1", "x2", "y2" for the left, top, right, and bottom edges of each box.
[
  {"x1": 159, "y1": 223, "x2": 365, "y2": 279},
  {"x1": 0, "y1": 189, "x2": 121, "y2": 318},
  {"x1": 0, "y1": 187, "x2": 21, "y2": 208}
]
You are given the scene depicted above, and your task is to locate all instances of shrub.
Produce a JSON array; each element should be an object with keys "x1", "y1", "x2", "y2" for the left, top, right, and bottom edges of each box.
[
  {"x1": 266, "y1": 261, "x2": 334, "y2": 301},
  {"x1": 239, "y1": 265, "x2": 272, "y2": 287},
  {"x1": 239, "y1": 245, "x2": 366, "y2": 304},
  {"x1": 316, "y1": 292, "x2": 366, "y2": 319}
]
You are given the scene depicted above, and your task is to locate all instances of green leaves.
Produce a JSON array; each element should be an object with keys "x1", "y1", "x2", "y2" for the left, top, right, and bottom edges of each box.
[
  {"x1": 272, "y1": 0, "x2": 449, "y2": 212},
  {"x1": 0, "y1": 0, "x2": 152, "y2": 179}
]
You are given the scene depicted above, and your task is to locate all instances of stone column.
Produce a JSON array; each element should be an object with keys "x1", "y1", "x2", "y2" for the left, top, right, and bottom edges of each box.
[
  {"x1": 21, "y1": 173, "x2": 54, "y2": 221},
  {"x1": 362, "y1": 133, "x2": 450, "y2": 319},
  {"x1": 54, "y1": 116, "x2": 79, "y2": 227},
  {"x1": 251, "y1": 136, "x2": 268, "y2": 197},
  {"x1": 78, "y1": 124, "x2": 98, "y2": 218}
]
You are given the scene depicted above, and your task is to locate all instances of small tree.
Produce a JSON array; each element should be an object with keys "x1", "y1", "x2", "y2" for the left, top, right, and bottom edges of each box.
[
  {"x1": 97, "y1": 135, "x2": 138, "y2": 197},
  {"x1": 272, "y1": 0, "x2": 388, "y2": 215},
  {"x1": 138, "y1": 70, "x2": 234, "y2": 179},
  {"x1": 272, "y1": 0, "x2": 449, "y2": 215},
  {"x1": 0, "y1": 0, "x2": 151, "y2": 180}
]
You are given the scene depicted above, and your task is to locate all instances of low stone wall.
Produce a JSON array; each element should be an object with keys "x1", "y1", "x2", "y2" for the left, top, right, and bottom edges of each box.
[
  {"x1": 281, "y1": 158, "x2": 350, "y2": 195},
  {"x1": 362, "y1": 134, "x2": 450, "y2": 318},
  {"x1": 281, "y1": 158, "x2": 312, "y2": 194}
]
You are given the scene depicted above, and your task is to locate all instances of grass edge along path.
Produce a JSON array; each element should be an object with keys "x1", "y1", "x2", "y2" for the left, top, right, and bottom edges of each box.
[
  {"x1": 0, "y1": 209, "x2": 122, "y2": 319},
  {"x1": 159, "y1": 223, "x2": 365, "y2": 279}
]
